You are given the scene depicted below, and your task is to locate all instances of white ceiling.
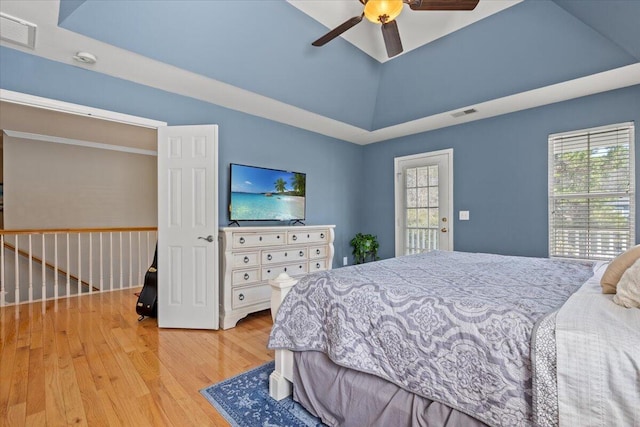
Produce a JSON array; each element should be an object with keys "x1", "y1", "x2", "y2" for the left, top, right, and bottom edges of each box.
[
  {"x1": 288, "y1": 0, "x2": 522, "y2": 62},
  {"x1": 1, "y1": 0, "x2": 640, "y2": 145}
]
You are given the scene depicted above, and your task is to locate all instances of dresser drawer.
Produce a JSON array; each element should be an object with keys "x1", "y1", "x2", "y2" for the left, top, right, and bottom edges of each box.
[
  {"x1": 232, "y1": 252, "x2": 259, "y2": 268},
  {"x1": 309, "y1": 245, "x2": 328, "y2": 259},
  {"x1": 309, "y1": 259, "x2": 328, "y2": 272},
  {"x1": 231, "y1": 268, "x2": 260, "y2": 286},
  {"x1": 262, "y1": 263, "x2": 308, "y2": 280},
  {"x1": 287, "y1": 229, "x2": 329, "y2": 245},
  {"x1": 232, "y1": 232, "x2": 284, "y2": 248},
  {"x1": 232, "y1": 284, "x2": 271, "y2": 309},
  {"x1": 262, "y1": 248, "x2": 307, "y2": 264}
]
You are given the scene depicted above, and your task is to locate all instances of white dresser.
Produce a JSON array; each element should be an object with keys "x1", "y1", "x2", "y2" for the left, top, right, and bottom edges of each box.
[{"x1": 219, "y1": 225, "x2": 335, "y2": 329}]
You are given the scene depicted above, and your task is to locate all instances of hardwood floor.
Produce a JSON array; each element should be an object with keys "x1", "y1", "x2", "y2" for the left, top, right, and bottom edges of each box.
[{"x1": 0, "y1": 289, "x2": 275, "y2": 426}]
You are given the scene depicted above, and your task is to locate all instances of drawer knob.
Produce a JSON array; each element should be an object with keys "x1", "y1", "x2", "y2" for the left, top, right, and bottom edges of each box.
[
  {"x1": 267, "y1": 254, "x2": 272, "y2": 261},
  {"x1": 299, "y1": 251, "x2": 304, "y2": 257},
  {"x1": 259, "y1": 236, "x2": 262, "y2": 241},
  {"x1": 243, "y1": 256, "x2": 249, "y2": 263},
  {"x1": 316, "y1": 263, "x2": 321, "y2": 268},
  {"x1": 267, "y1": 269, "x2": 271, "y2": 273},
  {"x1": 239, "y1": 293, "x2": 245, "y2": 301},
  {"x1": 292, "y1": 235, "x2": 297, "y2": 241},
  {"x1": 284, "y1": 267, "x2": 287, "y2": 272},
  {"x1": 239, "y1": 237, "x2": 245, "y2": 244},
  {"x1": 307, "y1": 234, "x2": 310, "y2": 238},
  {"x1": 243, "y1": 273, "x2": 249, "y2": 280},
  {"x1": 320, "y1": 233, "x2": 325, "y2": 239},
  {"x1": 316, "y1": 249, "x2": 321, "y2": 255}
]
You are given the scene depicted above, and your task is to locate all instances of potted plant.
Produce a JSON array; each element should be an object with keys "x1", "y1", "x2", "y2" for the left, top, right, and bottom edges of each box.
[{"x1": 350, "y1": 233, "x2": 380, "y2": 264}]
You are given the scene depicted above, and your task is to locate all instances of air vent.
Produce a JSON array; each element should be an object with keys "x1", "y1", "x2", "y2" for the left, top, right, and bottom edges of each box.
[
  {"x1": 0, "y1": 13, "x2": 37, "y2": 49},
  {"x1": 451, "y1": 108, "x2": 477, "y2": 118}
]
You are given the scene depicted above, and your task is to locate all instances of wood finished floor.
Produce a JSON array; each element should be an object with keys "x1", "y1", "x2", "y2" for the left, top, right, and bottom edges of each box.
[{"x1": 0, "y1": 289, "x2": 274, "y2": 426}]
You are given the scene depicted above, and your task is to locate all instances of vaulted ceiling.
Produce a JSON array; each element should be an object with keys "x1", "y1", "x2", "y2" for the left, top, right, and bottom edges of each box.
[{"x1": 1, "y1": 0, "x2": 639, "y2": 144}]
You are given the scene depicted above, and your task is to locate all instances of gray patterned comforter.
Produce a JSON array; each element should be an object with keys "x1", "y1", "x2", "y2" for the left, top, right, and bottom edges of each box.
[{"x1": 268, "y1": 251, "x2": 595, "y2": 427}]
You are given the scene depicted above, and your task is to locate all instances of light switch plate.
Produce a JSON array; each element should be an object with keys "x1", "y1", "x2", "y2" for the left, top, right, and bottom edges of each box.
[
  {"x1": 459, "y1": 210, "x2": 470, "y2": 221},
  {"x1": 343, "y1": 256, "x2": 348, "y2": 266}
]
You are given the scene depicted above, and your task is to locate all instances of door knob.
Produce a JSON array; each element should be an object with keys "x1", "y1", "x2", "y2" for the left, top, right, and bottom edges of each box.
[
  {"x1": 440, "y1": 227, "x2": 448, "y2": 233},
  {"x1": 198, "y1": 235, "x2": 214, "y2": 242}
]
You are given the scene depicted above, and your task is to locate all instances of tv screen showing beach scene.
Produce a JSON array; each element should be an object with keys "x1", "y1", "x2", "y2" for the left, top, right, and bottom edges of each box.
[{"x1": 229, "y1": 164, "x2": 306, "y2": 221}]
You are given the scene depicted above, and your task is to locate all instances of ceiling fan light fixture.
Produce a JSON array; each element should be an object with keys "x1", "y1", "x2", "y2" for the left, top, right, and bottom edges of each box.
[{"x1": 364, "y1": 0, "x2": 404, "y2": 24}]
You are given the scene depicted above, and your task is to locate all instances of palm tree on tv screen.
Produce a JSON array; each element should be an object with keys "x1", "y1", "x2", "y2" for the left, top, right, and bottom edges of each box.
[
  {"x1": 274, "y1": 178, "x2": 287, "y2": 193},
  {"x1": 291, "y1": 173, "x2": 306, "y2": 196}
]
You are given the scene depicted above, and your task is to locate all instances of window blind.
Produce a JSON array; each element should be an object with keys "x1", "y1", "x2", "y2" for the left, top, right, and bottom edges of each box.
[{"x1": 549, "y1": 122, "x2": 635, "y2": 260}]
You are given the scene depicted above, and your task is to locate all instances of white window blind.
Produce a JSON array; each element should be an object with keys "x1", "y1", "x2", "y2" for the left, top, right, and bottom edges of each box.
[{"x1": 549, "y1": 122, "x2": 635, "y2": 260}]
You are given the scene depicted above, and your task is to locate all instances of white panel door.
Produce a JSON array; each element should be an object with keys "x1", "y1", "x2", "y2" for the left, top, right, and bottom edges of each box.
[
  {"x1": 394, "y1": 149, "x2": 453, "y2": 256},
  {"x1": 157, "y1": 125, "x2": 218, "y2": 329}
]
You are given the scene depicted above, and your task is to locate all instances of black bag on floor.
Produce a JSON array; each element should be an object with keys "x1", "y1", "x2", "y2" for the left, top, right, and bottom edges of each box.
[{"x1": 136, "y1": 245, "x2": 158, "y2": 321}]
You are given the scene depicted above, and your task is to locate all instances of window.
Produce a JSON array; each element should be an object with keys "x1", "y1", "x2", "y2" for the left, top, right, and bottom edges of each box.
[
  {"x1": 549, "y1": 122, "x2": 635, "y2": 260},
  {"x1": 404, "y1": 164, "x2": 440, "y2": 254}
]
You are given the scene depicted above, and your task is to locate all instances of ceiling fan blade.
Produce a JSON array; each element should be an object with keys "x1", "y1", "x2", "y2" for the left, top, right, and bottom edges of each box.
[
  {"x1": 312, "y1": 14, "x2": 364, "y2": 47},
  {"x1": 381, "y1": 20, "x2": 403, "y2": 58},
  {"x1": 408, "y1": 0, "x2": 479, "y2": 11}
]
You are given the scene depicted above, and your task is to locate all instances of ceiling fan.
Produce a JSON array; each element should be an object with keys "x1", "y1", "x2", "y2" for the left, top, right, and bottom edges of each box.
[{"x1": 312, "y1": 0, "x2": 480, "y2": 58}]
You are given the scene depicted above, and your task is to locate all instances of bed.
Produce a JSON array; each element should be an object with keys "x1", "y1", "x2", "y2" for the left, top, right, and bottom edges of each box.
[{"x1": 267, "y1": 250, "x2": 640, "y2": 427}]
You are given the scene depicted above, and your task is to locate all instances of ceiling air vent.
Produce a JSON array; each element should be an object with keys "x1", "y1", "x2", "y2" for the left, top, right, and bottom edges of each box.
[
  {"x1": 451, "y1": 108, "x2": 477, "y2": 118},
  {"x1": 0, "y1": 13, "x2": 37, "y2": 49}
]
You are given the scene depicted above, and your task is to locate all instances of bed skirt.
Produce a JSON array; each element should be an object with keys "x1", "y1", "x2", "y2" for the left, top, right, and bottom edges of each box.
[{"x1": 293, "y1": 351, "x2": 489, "y2": 427}]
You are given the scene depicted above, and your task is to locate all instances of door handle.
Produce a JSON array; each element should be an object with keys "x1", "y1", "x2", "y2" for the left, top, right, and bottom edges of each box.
[
  {"x1": 198, "y1": 235, "x2": 214, "y2": 243},
  {"x1": 440, "y1": 228, "x2": 448, "y2": 233}
]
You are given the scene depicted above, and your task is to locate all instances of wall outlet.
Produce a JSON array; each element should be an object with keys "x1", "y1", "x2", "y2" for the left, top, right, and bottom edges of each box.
[
  {"x1": 343, "y1": 256, "x2": 348, "y2": 266},
  {"x1": 459, "y1": 210, "x2": 470, "y2": 221}
]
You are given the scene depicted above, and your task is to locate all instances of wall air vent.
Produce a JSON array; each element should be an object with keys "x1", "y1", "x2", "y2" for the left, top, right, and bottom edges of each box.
[
  {"x1": 451, "y1": 108, "x2": 477, "y2": 118},
  {"x1": 0, "y1": 13, "x2": 37, "y2": 49}
]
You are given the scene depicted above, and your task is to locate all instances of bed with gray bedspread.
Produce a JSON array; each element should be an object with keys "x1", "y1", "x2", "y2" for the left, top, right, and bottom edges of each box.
[{"x1": 268, "y1": 251, "x2": 595, "y2": 427}]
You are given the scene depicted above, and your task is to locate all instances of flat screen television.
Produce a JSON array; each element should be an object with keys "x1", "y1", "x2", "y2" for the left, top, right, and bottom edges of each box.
[{"x1": 229, "y1": 163, "x2": 306, "y2": 222}]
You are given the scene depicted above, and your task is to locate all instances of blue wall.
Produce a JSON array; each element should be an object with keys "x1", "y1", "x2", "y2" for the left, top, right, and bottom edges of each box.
[
  {"x1": 372, "y1": 0, "x2": 636, "y2": 129},
  {"x1": 0, "y1": 47, "x2": 363, "y2": 266},
  {"x1": 2, "y1": 46, "x2": 638, "y2": 263},
  {"x1": 362, "y1": 85, "x2": 640, "y2": 259},
  {"x1": 58, "y1": 0, "x2": 381, "y2": 130}
]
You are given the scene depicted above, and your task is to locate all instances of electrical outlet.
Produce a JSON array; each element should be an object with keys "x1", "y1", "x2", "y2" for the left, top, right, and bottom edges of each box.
[{"x1": 343, "y1": 256, "x2": 348, "y2": 266}]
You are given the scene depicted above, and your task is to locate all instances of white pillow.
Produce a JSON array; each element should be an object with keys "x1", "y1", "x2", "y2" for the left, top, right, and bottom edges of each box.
[
  {"x1": 600, "y1": 244, "x2": 640, "y2": 294},
  {"x1": 613, "y1": 257, "x2": 640, "y2": 309}
]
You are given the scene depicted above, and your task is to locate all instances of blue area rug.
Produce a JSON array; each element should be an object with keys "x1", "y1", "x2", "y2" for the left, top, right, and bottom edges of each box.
[{"x1": 200, "y1": 361, "x2": 325, "y2": 427}]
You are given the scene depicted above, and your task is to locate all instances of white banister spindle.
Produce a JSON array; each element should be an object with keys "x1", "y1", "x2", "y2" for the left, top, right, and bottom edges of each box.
[
  {"x1": 147, "y1": 231, "x2": 151, "y2": 266},
  {"x1": 28, "y1": 235, "x2": 33, "y2": 302},
  {"x1": 14, "y1": 236, "x2": 20, "y2": 304},
  {"x1": 54, "y1": 234, "x2": 59, "y2": 300},
  {"x1": 129, "y1": 232, "x2": 133, "y2": 288},
  {"x1": 42, "y1": 234, "x2": 46, "y2": 302},
  {"x1": 66, "y1": 233, "x2": 71, "y2": 297},
  {"x1": 137, "y1": 232, "x2": 142, "y2": 285},
  {"x1": 109, "y1": 232, "x2": 114, "y2": 291},
  {"x1": 99, "y1": 233, "x2": 104, "y2": 291},
  {"x1": 89, "y1": 233, "x2": 93, "y2": 293},
  {"x1": 77, "y1": 233, "x2": 82, "y2": 296},
  {"x1": 1, "y1": 235, "x2": 5, "y2": 306},
  {"x1": 119, "y1": 231, "x2": 123, "y2": 289}
]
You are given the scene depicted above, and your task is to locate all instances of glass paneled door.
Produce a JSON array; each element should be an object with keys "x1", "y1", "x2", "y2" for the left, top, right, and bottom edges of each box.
[{"x1": 394, "y1": 150, "x2": 453, "y2": 256}]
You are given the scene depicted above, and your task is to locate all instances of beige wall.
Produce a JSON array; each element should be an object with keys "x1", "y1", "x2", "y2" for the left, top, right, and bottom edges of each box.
[
  {"x1": 0, "y1": 102, "x2": 156, "y2": 150},
  {"x1": 0, "y1": 102, "x2": 157, "y2": 230}
]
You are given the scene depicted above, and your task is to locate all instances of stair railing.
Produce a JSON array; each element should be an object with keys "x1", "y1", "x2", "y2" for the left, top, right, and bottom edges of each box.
[{"x1": 0, "y1": 227, "x2": 157, "y2": 306}]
